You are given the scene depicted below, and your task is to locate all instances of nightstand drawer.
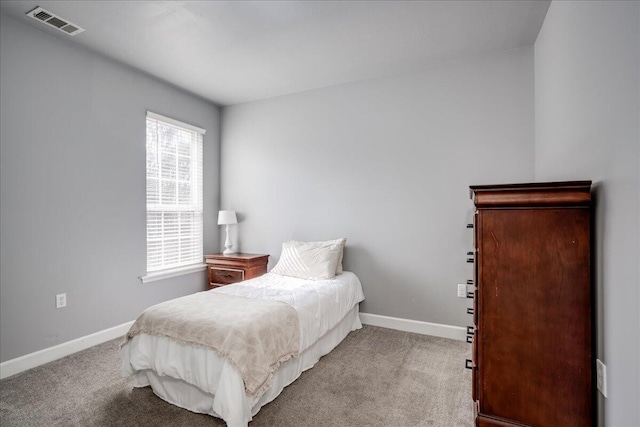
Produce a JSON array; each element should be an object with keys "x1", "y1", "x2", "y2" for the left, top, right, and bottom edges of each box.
[
  {"x1": 205, "y1": 253, "x2": 269, "y2": 290},
  {"x1": 209, "y1": 267, "x2": 244, "y2": 285}
]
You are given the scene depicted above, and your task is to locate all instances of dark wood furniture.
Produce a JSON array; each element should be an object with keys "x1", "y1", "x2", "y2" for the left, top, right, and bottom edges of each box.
[
  {"x1": 205, "y1": 253, "x2": 269, "y2": 289},
  {"x1": 467, "y1": 181, "x2": 593, "y2": 427}
]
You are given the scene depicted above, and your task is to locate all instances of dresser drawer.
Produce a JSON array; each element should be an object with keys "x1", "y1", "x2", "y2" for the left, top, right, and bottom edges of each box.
[{"x1": 209, "y1": 267, "x2": 244, "y2": 286}]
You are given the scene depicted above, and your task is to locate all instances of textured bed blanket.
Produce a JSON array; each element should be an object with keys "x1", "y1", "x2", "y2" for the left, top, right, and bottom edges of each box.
[{"x1": 123, "y1": 291, "x2": 300, "y2": 397}]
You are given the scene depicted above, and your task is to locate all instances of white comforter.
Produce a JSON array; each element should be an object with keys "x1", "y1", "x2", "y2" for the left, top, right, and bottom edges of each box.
[
  {"x1": 122, "y1": 271, "x2": 365, "y2": 426},
  {"x1": 214, "y1": 271, "x2": 364, "y2": 351}
]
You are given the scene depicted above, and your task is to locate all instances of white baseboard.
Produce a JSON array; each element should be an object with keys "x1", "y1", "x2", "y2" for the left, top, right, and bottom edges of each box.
[
  {"x1": 359, "y1": 313, "x2": 466, "y2": 341},
  {"x1": 1, "y1": 314, "x2": 465, "y2": 379},
  {"x1": 0, "y1": 320, "x2": 134, "y2": 379}
]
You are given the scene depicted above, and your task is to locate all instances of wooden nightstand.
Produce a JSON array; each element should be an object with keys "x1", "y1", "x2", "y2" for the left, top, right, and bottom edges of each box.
[{"x1": 204, "y1": 253, "x2": 269, "y2": 289}]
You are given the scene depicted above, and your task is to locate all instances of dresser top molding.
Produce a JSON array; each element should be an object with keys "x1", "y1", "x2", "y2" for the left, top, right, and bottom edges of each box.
[{"x1": 469, "y1": 181, "x2": 592, "y2": 208}]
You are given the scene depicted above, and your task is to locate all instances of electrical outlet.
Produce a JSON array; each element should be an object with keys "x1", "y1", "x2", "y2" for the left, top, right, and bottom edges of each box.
[
  {"x1": 596, "y1": 359, "x2": 607, "y2": 397},
  {"x1": 56, "y1": 293, "x2": 67, "y2": 309},
  {"x1": 457, "y1": 284, "x2": 467, "y2": 298}
]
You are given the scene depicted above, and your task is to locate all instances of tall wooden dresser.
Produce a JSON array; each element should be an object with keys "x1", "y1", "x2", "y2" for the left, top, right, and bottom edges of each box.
[{"x1": 467, "y1": 181, "x2": 594, "y2": 427}]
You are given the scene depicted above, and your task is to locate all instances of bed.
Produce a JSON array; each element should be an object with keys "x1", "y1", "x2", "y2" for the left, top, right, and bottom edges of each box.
[{"x1": 121, "y1": 240, "x2": 364, "y2": 427}]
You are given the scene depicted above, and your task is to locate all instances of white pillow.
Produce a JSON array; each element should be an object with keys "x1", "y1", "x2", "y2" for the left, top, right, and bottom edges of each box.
[
  {"x1": 288, "y1": 238, "x2": 346, "y2": 274},
  {"x1": 271, "y1": 240, "x2": 342, "y2": 280}
]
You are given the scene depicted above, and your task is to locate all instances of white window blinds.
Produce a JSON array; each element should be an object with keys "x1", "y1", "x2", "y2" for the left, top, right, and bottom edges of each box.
[{"x1": 146, "y1": 112, "x2": 205, "y2": 273}]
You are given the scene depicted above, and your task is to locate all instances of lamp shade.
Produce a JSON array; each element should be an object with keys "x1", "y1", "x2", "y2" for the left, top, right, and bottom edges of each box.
[{"x1": 217, "y1": 210, "x2": 237, "y2": 225}]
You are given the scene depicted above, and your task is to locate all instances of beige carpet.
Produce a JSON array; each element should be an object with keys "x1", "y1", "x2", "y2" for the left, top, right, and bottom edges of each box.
[{"x1": 0, "y1": 325, "x2": 472, "y2": 426}]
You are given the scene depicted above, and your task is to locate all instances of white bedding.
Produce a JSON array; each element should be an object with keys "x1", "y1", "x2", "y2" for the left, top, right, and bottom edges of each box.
[{"x1": 121, "y1": 271, "x2": 365, "y2": 427}]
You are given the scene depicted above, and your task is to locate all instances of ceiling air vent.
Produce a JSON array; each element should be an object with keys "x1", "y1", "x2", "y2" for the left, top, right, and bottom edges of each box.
[{"x1": 26, "y1": 6, "x2": 85, "y2": 36}]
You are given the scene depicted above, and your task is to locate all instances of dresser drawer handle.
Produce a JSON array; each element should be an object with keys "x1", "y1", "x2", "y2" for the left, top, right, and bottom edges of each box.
[
  {"x1": 466, "y1": 326, "x2": 475, "y2": 335},
  {"x1": 465, "y1": 359, "x2": 474, "y2": 369},
  {"x1": 467, "y1": 223, "x2": 474, "y2": 229},
  {"x1": 466, "y1": 335, "x2": 473, "y2": 344},
  {"x1": 466, "y1": 251, "x2": 474, "y2": 263},
  {"x1": 467, "y1": 308, "x2": 474, "y2": 315},
  {"x1": 467, "y1": 291, "x2": 474, "y2": 299},
  {"x1": 467, "y1": 279, "x2": 474, "y2": 285}
]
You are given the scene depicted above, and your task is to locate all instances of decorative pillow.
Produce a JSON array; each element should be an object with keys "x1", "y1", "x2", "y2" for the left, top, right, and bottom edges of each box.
[
  {"x1": 271, "y1": 240, "x2": 342, "y2": 280},
  {"x1": 288, "y1": 238, "x2": 346, "y2": 274}
]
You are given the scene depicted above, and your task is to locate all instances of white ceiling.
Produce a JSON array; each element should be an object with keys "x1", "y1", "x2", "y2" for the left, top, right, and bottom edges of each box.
[{"x1": 0, "y1": 1, "x2": 550, "y2": 106}]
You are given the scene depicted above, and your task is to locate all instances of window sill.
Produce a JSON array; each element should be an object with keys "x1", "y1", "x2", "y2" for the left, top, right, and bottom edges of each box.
[{"x1": 140, "y1": 264, "x2": 207, "y2": 284}]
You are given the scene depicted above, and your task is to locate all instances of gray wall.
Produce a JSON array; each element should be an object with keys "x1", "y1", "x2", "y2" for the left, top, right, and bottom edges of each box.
[
  {"x1": 534, "y1": 1, "x2": 639, "y2": 426},
  {"x1": 0, "y1": 14, "x2": 220, "y2": 362},
  {"x1": 220, "y1": 47, "x2": 534, "y2": 328}
]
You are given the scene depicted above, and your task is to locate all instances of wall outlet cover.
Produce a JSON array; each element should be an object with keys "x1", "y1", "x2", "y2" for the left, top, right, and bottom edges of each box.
[
  {"x1": 457, "y1": 284, "x2": 467, "y2": 298},
  {"x1": 596, "y1": 359, "x2": 607, "y2": 398},
  {"x1": 56, "y1": 293, "x2": 67, "y2": 309}
]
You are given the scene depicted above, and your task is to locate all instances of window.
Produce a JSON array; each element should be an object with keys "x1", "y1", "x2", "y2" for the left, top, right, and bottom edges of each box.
[{"x1": 144, "y1": 112, "x2": 205, "y2": 280}]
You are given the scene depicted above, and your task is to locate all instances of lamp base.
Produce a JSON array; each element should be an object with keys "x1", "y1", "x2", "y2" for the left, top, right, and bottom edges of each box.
[{"x1": 223, "y1": 224, "x2": 234, "y2": 255}]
